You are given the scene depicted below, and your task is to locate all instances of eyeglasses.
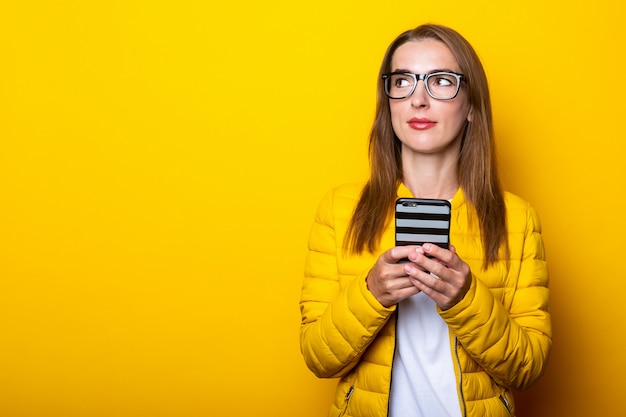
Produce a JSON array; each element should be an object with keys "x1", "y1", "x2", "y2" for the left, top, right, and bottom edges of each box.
[{"x1": 382, "y1": 71, "x2": 464, "y2": 100}]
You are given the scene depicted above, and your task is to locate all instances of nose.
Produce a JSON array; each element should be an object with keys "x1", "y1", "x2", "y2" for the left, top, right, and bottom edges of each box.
[{"x1": 410, "y1": 80, "x2": 430, "y2": 107}]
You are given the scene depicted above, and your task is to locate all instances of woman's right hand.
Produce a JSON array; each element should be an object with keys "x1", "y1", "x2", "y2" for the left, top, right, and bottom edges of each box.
[{"x1": 366, "y1": 246, "x2": 422, "y2": 308}]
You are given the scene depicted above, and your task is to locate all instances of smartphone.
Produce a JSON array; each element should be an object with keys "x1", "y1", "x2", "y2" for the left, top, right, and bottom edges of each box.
[{"x1": 395, "y1": 198, "x2": 451, "y2": 262}]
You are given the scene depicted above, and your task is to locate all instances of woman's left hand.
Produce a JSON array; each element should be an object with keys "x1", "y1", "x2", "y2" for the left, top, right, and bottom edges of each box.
[{"x1": 404, "y1": 243, "x2": 471, "y2": 310}]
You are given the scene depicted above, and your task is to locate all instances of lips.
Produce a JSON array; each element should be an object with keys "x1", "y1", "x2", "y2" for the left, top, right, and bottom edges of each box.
[{"x1": 408, "y1": 117, "x2": 436, "y2": 130}]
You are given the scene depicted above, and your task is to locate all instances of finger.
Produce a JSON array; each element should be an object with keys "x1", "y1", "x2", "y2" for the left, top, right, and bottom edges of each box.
[
  {"x1": 421, "y1": 243, "x2": 464, "y2": 271},
  {"x1": 445, "y1": 245, "x2": 463, "y2": 268},
  {"x1": 407, "y1": 266, "x2": 447, "y2": 294},
  {"x1": 397, "y1": 285, "x2": 421, "y2": 300},
  {"x1": 406, "y1": 249, "x2": 442, "y2": 276},
  {"x1": 421, "y1": 243, "x2": 452, "y2": 261},
  {"x1": 386, "y1": 245, "x2": 420, "y2": 264}
]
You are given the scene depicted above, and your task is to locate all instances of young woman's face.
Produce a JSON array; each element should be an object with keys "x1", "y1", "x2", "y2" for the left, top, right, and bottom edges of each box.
[{"x1": 389, "y1": 39, "x2": 471, "y2": 158}]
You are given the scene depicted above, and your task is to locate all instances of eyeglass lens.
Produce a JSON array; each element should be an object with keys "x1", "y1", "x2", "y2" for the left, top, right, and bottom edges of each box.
[{"x1": 386, "y1": 73, "x2": 460, "y2": 100}]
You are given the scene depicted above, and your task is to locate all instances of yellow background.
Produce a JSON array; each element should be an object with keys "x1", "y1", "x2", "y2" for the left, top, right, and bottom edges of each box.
[{"x1": 0, "y1": 1, "x2": 624, "y2": 416}]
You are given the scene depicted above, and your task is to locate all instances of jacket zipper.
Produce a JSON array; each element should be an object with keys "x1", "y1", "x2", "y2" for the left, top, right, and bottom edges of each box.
[
  {"x1": 338, "y1": 385, "x2": 354, "y2": 417},
  {"x1": 499, "y1": 394, "x2": 512, "y2": 415},
  {"x1": 386, "y1": 309, "x2": 399, "y2": 417},
  {"x1": 454, "y1": 336, "x2": 467, "y2": 417}
]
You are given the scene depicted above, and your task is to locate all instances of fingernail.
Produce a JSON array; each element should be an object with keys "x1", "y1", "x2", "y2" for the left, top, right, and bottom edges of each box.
[{"x1": 423, "y1": 243, "x2": 432, "y2": 251}]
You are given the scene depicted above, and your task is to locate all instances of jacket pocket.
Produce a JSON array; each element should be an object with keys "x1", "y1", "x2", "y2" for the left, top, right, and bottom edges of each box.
[{"x1": 338, "y1": 386, "x2": 354, "y2": 417}]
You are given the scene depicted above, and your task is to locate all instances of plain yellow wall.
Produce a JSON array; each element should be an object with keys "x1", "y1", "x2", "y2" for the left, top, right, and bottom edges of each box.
[{"x1": 0, "y1": 1, "x2": 624, "y2": 416}]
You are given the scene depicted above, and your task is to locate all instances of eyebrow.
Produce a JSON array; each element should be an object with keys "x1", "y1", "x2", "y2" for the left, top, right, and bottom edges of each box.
[{"x1": 392, "y1": 68, "x2": 458, "y2": 74}]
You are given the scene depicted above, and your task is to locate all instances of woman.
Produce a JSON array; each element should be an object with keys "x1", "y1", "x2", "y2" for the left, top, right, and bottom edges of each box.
[{"x1": 299, "y1": 24, "x2": 551, "y2": 417}]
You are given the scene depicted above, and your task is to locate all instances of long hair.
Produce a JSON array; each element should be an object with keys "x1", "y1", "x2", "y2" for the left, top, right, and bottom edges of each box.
[{"x1": 344, "y1": 24, "x2": 508, "y2": 268}]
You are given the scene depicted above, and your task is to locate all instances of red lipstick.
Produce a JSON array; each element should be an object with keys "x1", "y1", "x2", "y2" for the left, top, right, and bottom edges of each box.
[{"x1": 408, "y1": 117, "x2": 436, "y2": 130}]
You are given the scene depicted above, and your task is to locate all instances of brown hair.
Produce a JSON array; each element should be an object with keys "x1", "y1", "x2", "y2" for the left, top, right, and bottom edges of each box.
[{"x1": 345, "y1": 24, "x2": 508, "y2": 268}]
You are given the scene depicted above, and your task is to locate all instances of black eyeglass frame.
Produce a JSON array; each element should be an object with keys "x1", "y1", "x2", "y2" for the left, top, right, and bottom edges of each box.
[{"x1": 382, "y1": 71, "x2": 465, "y2": 100}]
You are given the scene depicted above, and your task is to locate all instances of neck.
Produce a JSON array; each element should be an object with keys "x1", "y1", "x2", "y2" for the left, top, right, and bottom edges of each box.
[{"x1": 401, "y1": 152, "x2": 459, "y2": 200}]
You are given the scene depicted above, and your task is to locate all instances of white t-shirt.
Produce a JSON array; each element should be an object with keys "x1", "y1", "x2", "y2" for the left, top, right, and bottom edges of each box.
[{"x1": 388, "y1": 291, "x2": 462, "y2": 417}]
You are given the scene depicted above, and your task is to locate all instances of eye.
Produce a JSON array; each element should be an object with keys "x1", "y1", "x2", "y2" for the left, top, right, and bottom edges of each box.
[
  {"x1": 393, "y1": 76, "x2": 413, "y2": 88},
  {"x1": 433, "y1": 77, "x2": 452, "y2": 87},
  {"x1": 430, "y1": 73, "x2": 457, "y2": 88}
]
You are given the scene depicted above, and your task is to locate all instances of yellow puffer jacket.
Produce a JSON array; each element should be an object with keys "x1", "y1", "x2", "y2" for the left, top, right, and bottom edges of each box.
[{"x1": 300, "y1": 183, "x2": 551, "y2": 417}]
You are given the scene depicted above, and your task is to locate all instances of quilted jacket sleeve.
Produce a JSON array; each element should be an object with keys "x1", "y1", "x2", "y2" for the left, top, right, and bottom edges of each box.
[
  {"x1": 299, "y1": 187, "x2": 394, "y2": 378},
  {"x1": 440, "y1": 202, "x2": 552, "y2": 390}
]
